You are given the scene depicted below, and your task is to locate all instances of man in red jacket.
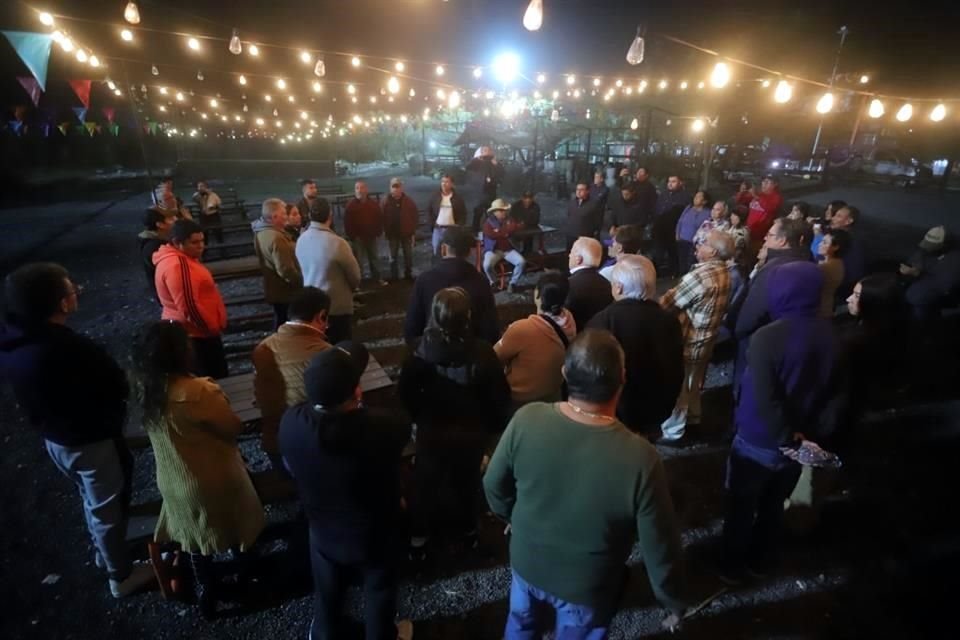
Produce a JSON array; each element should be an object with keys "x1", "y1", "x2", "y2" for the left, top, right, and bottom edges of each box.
[
  {"x1": 345, "y1": 180, "x2": 386, "y2": 285},
  {"x1": 153, "y1": 219, "x2": 229, "y2": 378},
  {"x1": 746, "y1": 175, "x2": 784, "y2": 253},
  {"x1": 382, "y1": 177, "x2": 419, "y2": 281}
]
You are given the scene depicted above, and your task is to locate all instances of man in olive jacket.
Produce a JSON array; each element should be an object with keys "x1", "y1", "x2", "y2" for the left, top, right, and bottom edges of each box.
[{"x1": 253, "y1": 198, "x2": 303, "y2": 328}]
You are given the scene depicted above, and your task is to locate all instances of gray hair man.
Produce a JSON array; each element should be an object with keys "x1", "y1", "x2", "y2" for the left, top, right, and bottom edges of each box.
[
  {"x1": 252, "y1": 198, "x2": 303, "y2": 328},
  {"x1": 589, "y1": 256, "x2": 685, "y2": 434},
  {"x1": 659, "y1": 229, "x2": 734, "y2": 443},
  {"x1": 484, "y1": 329, "x2": 687, "y2": 637},
  {"x1": 565, "y1": 236, "x2": 613, "y2": 331}
]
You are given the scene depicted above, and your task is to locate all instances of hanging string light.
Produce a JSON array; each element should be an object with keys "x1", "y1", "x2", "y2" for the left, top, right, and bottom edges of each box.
[
  {"x1": 816, "y1": 92, "x2": 834, "y2": 114},
  {"x1": 710, "y1": 62, "x2": 731, "y2": 88},
  {"x1": 566, "y1": 74, "x2": 575, "y2": 86},
  {"x1": 120, "y1": 29, "x2": 133, "y2": 42},
  {"x1": 930, "y1": 103, "x2": 947, "y2": 122},
  {"x1": 276, "y1": 78, "x2": 287, "y2": 90},
  {"x1": 536, "y1": 73, "x2": 546, "y2": 84},
  {"x1": 248, "y1": 44, "x2": 260, "y2": 57},
  {"x1": 435, "y1": 65, "x2": 445, "y2": 76},
  {"x1": 626, "y1": 25, "x2": 645, "y2": 65},
  {"x1": 314, "y1": 59, "x2": 326, "y2": 77},
  {"x1": 550, "y1": 109, "x2": 560, "y2": 122},
  {"x1": 868, "y1": 98, "x2": 884, "y2": 118},
  {"x1": 896, "y1": 103, "x2": 913, "y2": 122},
  {"x1": 229, "y1": 29, "x2": 242, "y2": 55},
  {"x1": 630, "y1": 118, "x2": 639, "y2": 130},
  {"x1": 197, "y1": 70, "x2": 204, "y2": 81},
  {"x1": 312, "y1": 81, "x2": 323, "y2": 93},
  {"x1": 239, "y1": 75, "x2": 247, "y2": 85},
  {"x1": 473, "y1": 67, "x2": 483, "y2": 79},
  {"x1": 394, "y1": 61, "x2": 405, "y2": 72},
  {"x1": 124, "y1": 2, "x2": 141, "y2": 24},
  {"x1": 773, "y1": 80, "x2": 792, "y2": 103},
  {"x1": 387, "y1": 77, "x2": 400, "y2": 94},
  {"x1": 409, "y1": 88, "x2": 416, "y2": 97},
  {"x1": 89, "y1": 56, "x2": 100, "y2": 68},
  {"x1": 76, "y1": 49, "x2": 88, "y2": 63},
  {"x1": 448, "y1": 91, "x2": 461, "y2": 109},
  {"x1": 187, "y1": 37, "x2": 201, "y2": 51},
  {"x1": 691, "y1": 118, "x2": 705, "y2": 132},
  {"x1": 300, "y1": 51, "x2": 312, "y2": 64},
  {"x1": 523, "y1": 0, "x2": 543, "y2": 31},
  {"x1": 151, "y1": 64, "x2": 159, "y2": 76},
  {"x1": 351, "y1": 56, "x2": 361, "y2": 67}
]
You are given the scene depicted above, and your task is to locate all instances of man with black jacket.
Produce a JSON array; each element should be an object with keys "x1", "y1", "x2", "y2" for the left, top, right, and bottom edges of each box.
[
  {"x1": 731, "y1": 218, "x2": 812, "y2": 394},
  {"x1": 403, "y1": 227, "x2": 499, "y2": 345},
  {"x1": 426, "y1": 174, "x2": 469, "y2": 256},
  {"x1": 565, "y1": 237, "x2": 614, "y2": 332},
  {"x1": 510, "y1": 192, "x2": 541, "y2": 255},
  {"x1": 565, "y1": 182, "x2": 602, "y2": 252},
  {"x1": 279, "y1": 342, "x2": 413, "y2": 640},
  {"x1": 138, "y1": 208, "x2": 174, "y2": 300},
  {"x1": 722, "y1": 261, "x2": 847, "y2": 582},
  {"x1": 608, "y1": 182, "x2": 653, "y2": 239},
  {"x1": 588, "y1": 255, "x2": 684, "y2": 434},
  {"x1": 0, "y1": 263, "x2": 154, "y2": 598}
]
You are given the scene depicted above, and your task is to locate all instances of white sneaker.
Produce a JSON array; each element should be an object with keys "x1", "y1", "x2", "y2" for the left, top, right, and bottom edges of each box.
[
  {"x1": 109, "y1": 562, "x2": 156, "y2": 598},
  {"x1": 396, "y1": 620, "x2": 414, "y2": 640}
]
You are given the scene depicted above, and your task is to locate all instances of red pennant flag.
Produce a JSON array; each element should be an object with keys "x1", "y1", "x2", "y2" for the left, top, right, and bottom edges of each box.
[
  {"x1": 16, "y1": 76, "x2": 42, "y2": 106},
  {"x1": 102, "y1": 107, "x2": 116, "y2": 123},
  {"x1": 68, "y1": 79, "x2": 92, "y2": 109}
]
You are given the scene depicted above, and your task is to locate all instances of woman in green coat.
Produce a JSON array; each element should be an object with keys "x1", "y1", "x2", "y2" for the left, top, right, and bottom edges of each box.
[{"x1": 132, "y1": 321, "x2": 264, "y2": 617}]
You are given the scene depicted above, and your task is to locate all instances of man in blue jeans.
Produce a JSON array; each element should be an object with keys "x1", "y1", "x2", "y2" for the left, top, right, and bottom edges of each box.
[{"x1": 484, "y1": 330, "x2": 688, "y2": 638}]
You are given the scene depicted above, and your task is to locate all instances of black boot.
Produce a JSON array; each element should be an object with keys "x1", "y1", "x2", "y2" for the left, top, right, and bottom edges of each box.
[{"x1": 190, "y1": 553, "x2": 217, "y2": 619}]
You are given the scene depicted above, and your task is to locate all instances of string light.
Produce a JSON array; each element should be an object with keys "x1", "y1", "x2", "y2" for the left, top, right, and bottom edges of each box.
[
  {"x1": 89, "y1": 55, "x2": 100, "y2": 68},
  {"x1": 448, "y1": 90, "x2": 461, "y2": 109},
  {"x1": 39, "y1": 12, "x2": 54, "y2": 26},
  {"x1": 409, "y1": 88, "x2": 416, "y2": 97},
  {"x1": 370, "y1": 96, "x2": 377, "y2": 104},
  {"x1": 187, "y1": 37, "x2": 200, "y2": 51},
  {"x1": 658, "y1": 79, "x2": 668, "y2": 90},
  {"x1": 592, "y1": 78, "x2": 601, "y2": 87},
  {"x1": 107, "y1": 80, "x2": 117, "y2": 91},
  {"x1": 300, "y1": 51, "x2": 312, "y2": 64},
  {"x1": 300, "y1": 111, "x2": 308, "y2": 120},
  {"x1": 930, "y1": 103, "x2": 947, "y2": 122},
  {"x1": 114, "y1": 88, "x2": 122, "y2": 96},
  {"x1": 387, "y1": 77, "x2": 400, "y2": 94},
  {"x1": 630, "y1": 118, "x2": 639, "y2": 130},
  {"x1": 566, "y1": 74, "x2": 575, "y2": 85},
  {"x1": 124, "y1": 2, "x2": 141, "y2": 24},
  {"x1": 76, "y1": 49, "x2": 88, "y2": 63},
  {"x1": 276, "y1": 78, "x2": 286, "y2": 90},
  {"x1": 435, "y1": 64, "x2": 445, "y2": 76},
  {"x1": 151, "y1": 64, "x2": 159, "y2": 76},
  {"x1": 552, "y1": 90, "x2": 559, "y2": 99},
  {"x1": 436, "y1": 88, "x2": 446, "y2": 100},
  {"x1": 248, "y1": 44, "x2": 259, "y2": 56},
  {"x1": 896, "y1": 103, "x2": 913, "y2": 122},
  {"x1": 626, "y1": 86, "x2": 634, "y2": 95},
  {"x1": 523, "y1": 0, "x2": 543, "y2": 31},
  {"x1": 60, "y1": 36, "x2": 74, "y2": 52},
  {"x1": 312, "y1": 81, "x2": 323, "y2": 93},
  {"x1": 536, "y1": 73, "x2": 546, "y2": 84},
  {"x1": 680, "y1": 81, "x2": 688, "y2": 90},
  {"x1": 626, "y1": 26, "x2": 645, "y2": 65},
  {"x1": 761, "y1": 79, "x2": 771, "y2": 88},
  {"x1": 691, "y1": 118, "x2": 705, "y2": 132},
  {"x1": 697, "y1": 81, "x2": 705, "y2": 89},
  {"x1": 176, "y1": 91, "x2": 185, "y2": 101},
  {"x1": 314, "y1": 59, "x2": 326, "y2": 77},
  {"x1": 773, "y1": 80, "x2": 792, "y2": 103},
  {"x1": 473, "y1": 67, "x2": 483, "y2": 79},
  {"x1": 229, "y1": 29, "x2": 242, "y2": 55},
  {"x1": 868, "y1": 98, "x2": 884, "y2": 118},
  {"x1": 158, "y1": 86, "x2": 168, "y2": 95},
  {"x1": 395, "y1": 61, "x2": 405, "y2": 72},
  {"x1": 288, "y1": 95, "x2": 295, "y2": 103},
  {"x1": 860, "y1": 75, "x2": 870, "y2": 84},
  {"x1": 210, "y1": 98, "x2": 218, "y2": 108},
  {"x1": 816, "y1": 92, "x2": 834, "y2": 114},
  {"x1": 119, "y1": 29, "x2": 133, "y2": 42},
  {"x1": 238, "y1": 75, "x2": 247, "y2": 86},
  {"x1": 351, "y1": 56, "x2": 361, "y2": 67},
  {"x1": 347, "y1": 84, "x2": 356, "y2": 95},
  {"x1": 196, "y1": 70, "x2": 204, "y2": 80},
  {"x1": 710, "y1": 62, "x2": 731, "y2": 88}
]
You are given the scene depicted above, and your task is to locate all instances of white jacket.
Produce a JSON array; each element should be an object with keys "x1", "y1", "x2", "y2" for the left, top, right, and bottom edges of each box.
[{"x1": 295, "y1": 223, "x2": 362, "y2": 316}]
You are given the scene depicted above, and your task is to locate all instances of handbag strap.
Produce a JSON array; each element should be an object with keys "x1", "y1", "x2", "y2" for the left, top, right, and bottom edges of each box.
[{"x1": 539, "y1": 314, "x2": 570, "y2": 348}]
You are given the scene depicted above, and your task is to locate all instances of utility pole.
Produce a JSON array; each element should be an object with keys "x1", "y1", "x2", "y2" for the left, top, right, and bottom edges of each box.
[{"x1": 809, "y1": 26, "x2": 849, "y2": 164}]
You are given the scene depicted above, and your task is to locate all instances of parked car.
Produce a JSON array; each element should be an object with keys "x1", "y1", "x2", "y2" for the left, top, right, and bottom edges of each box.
[{"x1": 849, "y1": 149, "x2": 933, "y2": 187}]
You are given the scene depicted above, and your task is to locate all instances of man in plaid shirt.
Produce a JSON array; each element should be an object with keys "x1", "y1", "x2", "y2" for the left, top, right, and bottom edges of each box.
[{"x1": 659, "y1": 230, "x2": 734, "y2": 442}]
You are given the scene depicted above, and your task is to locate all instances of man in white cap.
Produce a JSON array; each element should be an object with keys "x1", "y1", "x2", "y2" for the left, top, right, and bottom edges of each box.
[{"x1": 482, "y1": 199, "x2": 526, "y2": 292}]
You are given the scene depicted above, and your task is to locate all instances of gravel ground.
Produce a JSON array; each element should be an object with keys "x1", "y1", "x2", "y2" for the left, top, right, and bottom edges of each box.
[{"x1": 2, "y1": 177, "x2": 958, "y2": 639}]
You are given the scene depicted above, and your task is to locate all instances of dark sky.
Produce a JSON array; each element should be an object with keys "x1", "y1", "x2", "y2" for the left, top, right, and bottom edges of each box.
[{"x1": 2, "y1": 0, "x2": 959, "y2": 121}]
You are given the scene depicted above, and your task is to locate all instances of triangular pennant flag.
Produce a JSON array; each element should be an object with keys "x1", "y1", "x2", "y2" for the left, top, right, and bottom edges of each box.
[
  {"x1": 84, "y1": 122, "x2": 98, "y2": 136},
  {"x1": 68, "y1": 80, "x2": 92, "y2": 109},
  {"x1": 2, "y1": 31, "x2": 54, "y2": 91},
  {"x1": 148, "y1": 122, "x2": 160, "y2": 135},
  {"x1": 58, "y1": 122, "x2": 69, "y2": 136},
  {"x1": 72, "y1": 107, "x2": 87, "y2": 124},
  {"x1": 110, "y1": 123, "x2": 120, "y2": 136},
  {"x1": 8, "y1": 121, "x2": 24, "y2": 135},
  {"x1": 16, "y1": 76, "x2": 42, "y2": 107},
  {"x1": 102, "y1": 107, "x2": 116, "y2": 123}
]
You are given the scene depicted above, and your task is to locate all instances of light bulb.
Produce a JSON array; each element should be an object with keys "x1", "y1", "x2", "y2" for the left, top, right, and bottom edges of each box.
[
  {"x1": 868, "y1": 98, "x2": 884, "y2": 118},
  {"x1": 176, "y1": 92, "x2": 185, "y2": 101},
  {"x1": 159, "y1": 86, "x2": 168, "y2": 95},
  {"x1": 816, "y1": 92, "x2": 834, "y2": 114},
  {"x1": 210, "y1": 99, "x2": 218, "y2": 108},
  {"x1": 626, "y1": 30, "x2": 645, "y2": 65},
  {"x1": 435, "y1": 65, "x2": 445, "y2": 76},
  {"x1": 248, "y1": 44, "x2": 259, "y2": 57},
  {"x1": 550, "y1": 109, "x2": 560, "y2": 122},
  {"x1": 448, "y1": 90, "x2": 461, "y2": 109},
  {"x1": 523, "y1": 0, "x2": 543, "y2": 31},
  {"x1": 313, "y1": 81, "x2": 323, "y2": 93},
  {"x1": 124, "y1": 2, "x2": 141, "y2": 25},
  {"x1": 566, "y1": 74, "x2": 575, "y2": 85},
  {"x1": 238, "y1": 75, "x2": 247, "y2": 86},
  {"x1": 197, "y1": 70, "x2": 204, "y2": 81},
  {"x1": 187, "y1": 37, "x2": 200, "y2": 51},
  {"x1": 552, "y1": 90, "x2": 559, "y2": 99},
  {"x1": 473, "y1": 67, "x2": 483, "y2": 79},
  {"x1": 76, "y1": 49, "x2": 88, "y2": 63},
  {"x1": 710, "y1": 62, "x2": 731, "y2": 88},
  {"x1": 400, "y1": 115, "x2": 408, "y2": 123},
  {"x1": 697, "y1": 81, "x2": 705, "y2": 89},
  {"x1": 242, "y1": 104, "x2": 248, "y2": 112},
  {"x1": 691, "y1": 118, "x2": 705, "y2": 132},
  {"x1": 860, "y1": 75, "x2": 869, "y2": 84},
  {"x1": 60, "y1": 36, "x2": 74, "y2": 52},
  {"x1": 288, "y1": 95, "x2": 295, "y2": 103},
  {"x1": 301, "y1": 111, "x2": 308, "y2": 120},
  {"x1": 536, "y1": 73, "x2": 546, "y2": 84},
  {"x1": 39, "y1": 12, "x2": 54, "y2": 26},
  {"x1": 630, "y1": 118, "x2": 639, "y2": 130},
  {"x1": 388, "y1": 77, "x2": 400, "y2": 94},
  {"x1": 658, "y1": 79, "x2": 668, "y2": 90},
  {"x1": 276, "y1": 78, "x2": 286, "y2": 90},
  {"x1": 107, "y1": 80, "x2": 116, "y2": 91},
  {"x1": 114, "y1": 88, "x2": 122, "y2": 96},
  {"x1": 314, "y1": 59, "x2": 326, "y2": 78},
  {"x1": 351, "y1": 56, "x2": 361, "y2": 67},
  {"x1": 256, "y1": 118, "x2": 264, "y2": 126},
  {"x1": 229, "y1": 29, "x2": 241, "y2": 55},
  {"x1": 436, "y1": 88, "x2": 446, "y2": 100},
  {"x1": 151, "y1": 64, "x2": 159, "y2": 76},
  {"x1": 120, "y1": 29, "x2": 133, "y2": 42},
  {"x1": 347, "y1": 84, "x2": 356, "y2": 95},
  {"x1": 761, "y1": 79, "x2": 771, "y2": 88},
  {"x1": 680, "y1": 81, "x2": 688, "y2": 90},
  {"x1": 300, "y1": 51, "x2": 312, "y2": 64},
  {"x1": 264, "y1": 94, "x2": 272, "y2": 102},
  {"x1": 773, "y1": 80, "x2": 792, "y2": 104},
  {"x1": 930, "y1": 103, "x2": 947, "y2": 122},
  {"x1": 896, "y1": 103, "x2": 913, "y2": 122},
  {"x1": 89, "y1": 56, "x2": 100, "y2": 68},
  {"x1": 409, "y1": 88, "x2": 416, "y2": 97}
]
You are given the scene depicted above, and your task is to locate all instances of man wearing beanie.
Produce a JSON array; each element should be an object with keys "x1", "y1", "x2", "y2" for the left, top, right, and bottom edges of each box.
[{"x1": 278, "y1": 342, "x2": 413, "y2": 640}]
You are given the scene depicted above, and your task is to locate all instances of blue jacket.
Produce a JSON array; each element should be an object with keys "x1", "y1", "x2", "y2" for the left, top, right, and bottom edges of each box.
[{"x1": 735, "y1": 262, "x2": 846, "y2": 467}]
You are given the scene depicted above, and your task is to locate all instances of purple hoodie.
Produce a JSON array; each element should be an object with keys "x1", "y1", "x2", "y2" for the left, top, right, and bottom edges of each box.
[{"x1": 734, "y1": 262, "x2": 846, "y2": 467}]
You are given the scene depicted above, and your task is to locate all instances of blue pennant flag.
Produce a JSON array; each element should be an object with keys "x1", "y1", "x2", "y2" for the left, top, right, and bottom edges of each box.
[{"x1": 2, "y1": 31, "x2": 54, "y2": 91}]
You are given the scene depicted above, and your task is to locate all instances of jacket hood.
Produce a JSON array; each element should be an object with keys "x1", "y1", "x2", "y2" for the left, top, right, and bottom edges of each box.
[
  {"x1": 153, "y1": 242, "x2": 187, "y2": 266},
  {"x1": 767, "y1": 261, "x2": 824, "y2": 320},
  {"x1": 415, "y1": 328, "x2": 473, "y2": 365}
]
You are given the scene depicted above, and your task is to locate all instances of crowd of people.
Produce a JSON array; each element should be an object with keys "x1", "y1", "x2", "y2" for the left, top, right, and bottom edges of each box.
[{"x1": 3, "y1": 162, "x2": 960, "y2": 640}]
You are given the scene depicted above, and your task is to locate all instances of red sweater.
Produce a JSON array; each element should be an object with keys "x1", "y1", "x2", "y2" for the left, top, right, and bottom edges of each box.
[
  {"x1": 344, "y1": 197, "x2": 383, "y2": 239},
  {"x1": 746, "y1": 191, "x2": 784, "y2": 243}
]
